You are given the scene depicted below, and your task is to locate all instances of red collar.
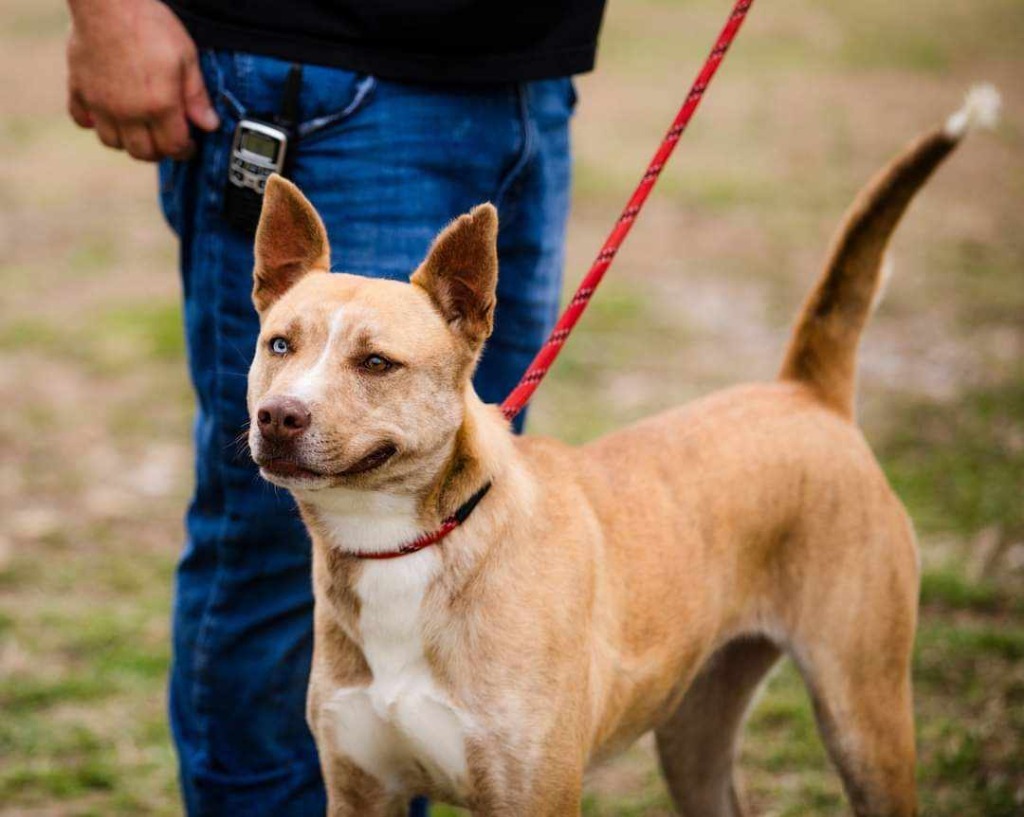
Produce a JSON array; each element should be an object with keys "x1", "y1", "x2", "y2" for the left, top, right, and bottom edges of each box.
[{"x1": 352, "y1": 482, "x2": 492, "y2": 560}]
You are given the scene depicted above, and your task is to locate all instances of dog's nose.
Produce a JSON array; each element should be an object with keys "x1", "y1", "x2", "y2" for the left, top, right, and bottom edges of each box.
[{"x1": 257, "y1": 396, "x2": 311, "y2": 442}]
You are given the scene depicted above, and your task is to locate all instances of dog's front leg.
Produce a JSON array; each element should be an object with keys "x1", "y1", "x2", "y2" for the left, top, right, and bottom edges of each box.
[
  {"x1": 469, "y1": 759, "x2": 584, "y2": 817},
  {"x1": 471, "y1": 781, "x2": 584, "y2": 817},
  {"x1": 320, "y1": 754, "x2": 406, "y2": 817},
  {"x1": 521, "y1": 781, "x2": 585, "y2": 817},
  {"x1": 310, "y1": 681, "x2": 409, "y2": 817}
]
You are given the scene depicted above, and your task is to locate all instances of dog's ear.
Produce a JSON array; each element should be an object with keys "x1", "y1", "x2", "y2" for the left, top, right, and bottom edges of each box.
[
  {"x1": 253, "y1": 175, "x2": 330, "y2": 313},
  {"x1": 411, "y1": 204, "x2": 498, "y2": 348}
]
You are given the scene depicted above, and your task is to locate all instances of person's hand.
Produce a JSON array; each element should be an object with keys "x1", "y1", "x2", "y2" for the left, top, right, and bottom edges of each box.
[{"x1": 66, "y1": 0, "x2": 220, "y2": 161}]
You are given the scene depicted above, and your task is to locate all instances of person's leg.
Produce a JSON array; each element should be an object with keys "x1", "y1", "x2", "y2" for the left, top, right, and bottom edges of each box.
[
  {"x1": 160, "y1": 52, "x2": 328, "y2": 817},
  {"x1": 161, "y1": 51, "x2": 573, "y2": 816}
]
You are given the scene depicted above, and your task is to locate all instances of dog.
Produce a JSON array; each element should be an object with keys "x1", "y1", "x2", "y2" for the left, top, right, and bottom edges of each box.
[{"x1": 245, "y1": 87, "x2": 998, "y2": 816}]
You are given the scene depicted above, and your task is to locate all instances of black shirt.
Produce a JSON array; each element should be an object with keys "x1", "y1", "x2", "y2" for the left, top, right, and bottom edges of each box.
[{"x1": 164, "y1": 1, "x2": 608, "y2": 84}]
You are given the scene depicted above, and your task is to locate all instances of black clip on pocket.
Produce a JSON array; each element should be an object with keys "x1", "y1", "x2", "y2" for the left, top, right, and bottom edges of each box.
[{"x1": 223, "y1": 64, "x2": 303, "y2": 235}]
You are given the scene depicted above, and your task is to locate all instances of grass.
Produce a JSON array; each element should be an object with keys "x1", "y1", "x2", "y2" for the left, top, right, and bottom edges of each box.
[
  {"x1": 1, "y1": 0, "x2": 1022, "y2": 814},
  {"x1": 0, "y1": 301, "x2": 185, "y2": 370},
  {"x1": 881, "y1": 376, "x2": 1024, "y2": 539},
  {"x1": 919, "y1": 569, "x2": 1003, "y2": 613}
]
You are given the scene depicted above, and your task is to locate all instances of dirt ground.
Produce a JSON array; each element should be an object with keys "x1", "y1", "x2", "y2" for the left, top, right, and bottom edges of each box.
[{"x1": 1, "y1": 0, "x2": 1022, "y2": 815}]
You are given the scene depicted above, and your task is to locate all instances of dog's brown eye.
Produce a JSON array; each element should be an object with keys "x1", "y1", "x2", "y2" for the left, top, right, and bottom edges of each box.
[{"x1": 361, "y1": 354, "x2": 394, "y2": 373}]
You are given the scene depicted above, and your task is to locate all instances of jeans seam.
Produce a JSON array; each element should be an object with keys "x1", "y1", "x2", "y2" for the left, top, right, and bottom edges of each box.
[
  {"x1": 188, "y1": 121, "x2": 233, "y2": 764},
  {"x1": 201, "y1": 51, "x2": 245, "y2": 123},
  {"x1": 494, "y1": 83, "x2": 536, "y2": 209}
]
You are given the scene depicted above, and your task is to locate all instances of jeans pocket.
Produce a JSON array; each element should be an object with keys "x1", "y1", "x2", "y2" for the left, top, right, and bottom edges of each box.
[
  {"x1": 220, "y1": 52, "x2": 377, "y2": 147},
  {"x1": 296, "y1": 74, "x2": 376, "y2": 143},
  {"x1": 526, "y1": 77, "x2": 579, "y2": 127}
]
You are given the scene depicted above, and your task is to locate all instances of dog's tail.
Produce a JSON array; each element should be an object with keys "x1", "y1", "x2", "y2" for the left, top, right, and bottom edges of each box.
[{"x1": 778, "y1": 84, "x2": 1000, "y2": 419}]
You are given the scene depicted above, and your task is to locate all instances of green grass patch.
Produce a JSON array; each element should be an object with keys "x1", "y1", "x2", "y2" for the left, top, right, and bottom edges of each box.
[
  {"x1": 930, "y1": 238, "x2": 1024, "y2": 327},
  {"x1": 666, "y1": 169, "x2": 779, "y2": 213},
  {"x1": 1, "y1": 5, "x2": 69, "y2": 39},
  {"x1": 0, "y1": 115, "x2": 48, "y2": 148},
  {"x1": 914, "y1": 619, "x2": 1024, "y2": 692},
  {"x1": 96, "y1": 303, "x2": 186, "y2": 363},
  {"x1": 918, "y1": 715, "x2": 1024, "y2": 817},
  {"x1": 582, "y1": 788, "x2": 673, "y2": 816},
  {"x1": 0, "y1": 316, "x2": 69, "y2": 354},
  {"x1": 0, "y1": 300, "x2": 186, "y2": 371},
  {"x1": 68, "y1": 235, "x2": 120, "y2": 274},
  {"x1": 833, "y1": 0, "x2": 1024, "y2": 71},
  {"x1": 742, "y1": 661, "x2": 843, "y2": 811},
  {"x1": 880, "y1": 377, "x2": 1024, "y2": 538},
  {"x1": 919, "y1": 569, "x2": 1003, "y2": 613},
  {"x1": 430, "y1": 806, "x2": 467, "y2": 817},
  {"x1": 2, "y1": 755, "x2": 118, "y2": 800},
  {"x1": 0, "y1": 724, "x2": 115, "y2": 800},
  {"x1": 0, "y1": 675, "x2": 112, "y2": 711},
  {"x1": 922, "y1": 623, "x2": 1024, "y2": 662},
  {"x1": 840, "y1": 28, "x2": 950, "y2": 73}
]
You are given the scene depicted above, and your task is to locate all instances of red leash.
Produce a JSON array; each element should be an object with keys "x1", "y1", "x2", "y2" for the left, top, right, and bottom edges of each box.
[
  {"x1": 500, "y1": 0, "x2": 756, "y2": 422},
  {"x1": 353, "y1": 0, "x2": 755, "y2": 560}
]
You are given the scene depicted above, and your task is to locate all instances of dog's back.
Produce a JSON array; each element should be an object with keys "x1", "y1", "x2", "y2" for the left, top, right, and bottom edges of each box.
[{"x1": 567, "y1": 95, "x2": 982, "y2": 631}]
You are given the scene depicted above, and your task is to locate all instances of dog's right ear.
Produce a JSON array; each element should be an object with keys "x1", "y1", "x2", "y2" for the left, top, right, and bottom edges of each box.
[
  {"x1": 252, "y1": 175, "x2": 330, "y2": 313},
  {"x1": 411, "y1": 204, "x2": 498, "y2": 350}
]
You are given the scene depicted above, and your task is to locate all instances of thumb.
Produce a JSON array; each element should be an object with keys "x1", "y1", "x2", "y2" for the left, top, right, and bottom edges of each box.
[{"x1": 182, "y1": 51, "x2": 220, "y2": 132}]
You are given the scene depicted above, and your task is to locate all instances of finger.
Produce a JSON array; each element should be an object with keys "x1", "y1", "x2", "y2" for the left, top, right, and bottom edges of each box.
[
  {"x1": 93, "y1": 114, "x2": 123, "y2": 150},
  {"x1": 181, "y1": 51, "x2": 219, "y2": 132},
  {"x1": 121, "y1": 122, "x2": 158, "y2": 162},
  {"x1": 68, "y1": 91, "x2": 94, "y2": 129},
  {"x1": 150, "y1": 108, "x2": 194, "y2": 160}
]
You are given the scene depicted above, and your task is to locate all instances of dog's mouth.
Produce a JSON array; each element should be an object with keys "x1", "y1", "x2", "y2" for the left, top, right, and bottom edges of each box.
[
  {"x1": 258, "y1": 444, "x2": 398, "y2": 484},
  {"x1": 336, "y1": 443, "x2": 398, "y2": 476},
  {"x1": 259, "y1": 458, "x2": 323, "y2": 480}
]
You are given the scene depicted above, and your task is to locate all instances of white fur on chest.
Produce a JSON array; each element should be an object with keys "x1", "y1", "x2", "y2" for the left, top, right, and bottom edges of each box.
[{"x1": 314, "y1": 492, "x2": 473, "y2": 799}]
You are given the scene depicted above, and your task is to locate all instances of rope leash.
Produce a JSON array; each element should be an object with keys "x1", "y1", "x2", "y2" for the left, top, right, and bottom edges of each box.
[
  {"x1": 500, "y1": 0, "x2": 756, "y2": 422},
  {"x1": 350, "y1": 0, "x2": 756, "y2": 559}
]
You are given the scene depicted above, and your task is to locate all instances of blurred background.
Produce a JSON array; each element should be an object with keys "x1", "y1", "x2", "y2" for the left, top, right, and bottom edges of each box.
[{"x1": 1, "y1": 0, "x2": 1022, "y2": 815}]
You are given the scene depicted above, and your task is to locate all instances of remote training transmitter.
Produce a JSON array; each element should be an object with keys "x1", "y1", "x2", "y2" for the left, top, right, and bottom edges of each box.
[
  {"x1": 223, "y1": 64, "x2": 302, "y2": 234},
  {"x1": 223, "y1": 119, "x2": 289, "y2": 234}
]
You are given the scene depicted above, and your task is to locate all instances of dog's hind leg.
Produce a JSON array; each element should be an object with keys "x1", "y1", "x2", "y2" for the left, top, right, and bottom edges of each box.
[
  {"x1": 802, "y1": 665, "x2": 916, "y2": 817},
  {"x1": 655, "y1": 636, "x2": 781, "y2": 817},
  {"x1": 791, "y1": 594, "x2": 918, "y2": 815},
  {"x1": 784, "y1": 500, "x2": 920, "y2": 816}
]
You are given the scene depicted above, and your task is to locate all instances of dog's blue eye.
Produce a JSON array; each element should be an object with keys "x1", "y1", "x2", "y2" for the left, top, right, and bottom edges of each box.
[{"x1": 269, "y1": 337, "x2": 290, "y2": 355}]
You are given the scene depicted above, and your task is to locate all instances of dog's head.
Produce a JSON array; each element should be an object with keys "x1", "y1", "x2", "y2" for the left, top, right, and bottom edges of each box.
[{"x1": 247, "y1": 175, "x2": 498, "y2": 495}]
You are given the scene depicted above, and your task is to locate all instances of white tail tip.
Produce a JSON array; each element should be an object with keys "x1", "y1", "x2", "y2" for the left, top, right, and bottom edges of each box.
[{"x1": 944, "y1": 83, "x2": 1002, "y2": 139}]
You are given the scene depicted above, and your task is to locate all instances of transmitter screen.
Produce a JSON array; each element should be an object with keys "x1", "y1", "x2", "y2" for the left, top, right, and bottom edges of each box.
[{"x1": 241, "y1": 130, "x2": 280, "y2": 162}]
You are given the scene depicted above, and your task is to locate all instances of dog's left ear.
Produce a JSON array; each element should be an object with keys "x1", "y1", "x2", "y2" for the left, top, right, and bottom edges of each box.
[
  {"x1": 253, "y1": 175, "x2": 330, "y2": 313},
  {"x1": 412, "y1": 204, "x2": 498, "y2": 348}
]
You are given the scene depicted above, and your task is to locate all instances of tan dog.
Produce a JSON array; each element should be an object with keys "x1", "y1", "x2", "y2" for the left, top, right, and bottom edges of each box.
[{"x1": 246, "y1": 88, "x2": 998, "y2": 816}]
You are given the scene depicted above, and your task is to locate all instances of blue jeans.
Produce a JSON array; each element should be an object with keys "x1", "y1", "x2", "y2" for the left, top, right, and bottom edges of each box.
[{"x1": 159, "y1": 51, "x2": 573, "y2": 816}]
